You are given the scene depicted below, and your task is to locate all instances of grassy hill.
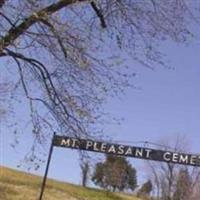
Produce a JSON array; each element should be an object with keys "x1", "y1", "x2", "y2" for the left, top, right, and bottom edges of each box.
[{"x1": 0, "y1": 166, "x2": 142, "y2": 200}]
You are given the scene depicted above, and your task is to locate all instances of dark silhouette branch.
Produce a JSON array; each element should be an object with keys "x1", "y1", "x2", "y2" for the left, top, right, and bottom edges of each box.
[
  {"x1": 0, "y1": 0, "x2": 87, "y2": 52},
  {"x1": 39, "y1": 19, "x2": 68, "y2": 58},
  {"x1": 90, "y1": 1, "x2": 106, "y2": 28},
  {"x1": 0, "y1": 12, "x2": 15, "y2": 27},
  {"x1": 5, "y1": 48, "x2": 86, "y2": 136},
  {"x1": 0, "y1": 0, "x2": 5, "y2": 8}
]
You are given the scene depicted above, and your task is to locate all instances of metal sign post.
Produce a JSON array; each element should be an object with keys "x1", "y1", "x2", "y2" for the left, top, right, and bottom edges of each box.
[
  {"x1": 38, "y1": 132, "x2": 56, "y2": 200},
  {"x1": 38, "y1": 133, "x2": 200, "y2": 200}
]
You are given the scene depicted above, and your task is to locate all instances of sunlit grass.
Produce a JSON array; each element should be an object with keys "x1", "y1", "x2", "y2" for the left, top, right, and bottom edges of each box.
[{"x1": 0, "y1": 166, "x2": 141, "y2": 200}]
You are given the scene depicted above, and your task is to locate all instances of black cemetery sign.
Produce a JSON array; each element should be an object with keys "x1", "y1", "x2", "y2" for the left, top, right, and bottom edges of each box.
[
  {"x1": 53, "y1": 135, "x2": 200, "y2": 167},
  {"x1": 39, "y1": 134, "x2": 200, "y2": 200}
]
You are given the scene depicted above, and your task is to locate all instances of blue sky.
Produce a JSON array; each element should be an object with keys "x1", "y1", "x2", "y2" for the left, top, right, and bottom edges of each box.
[
  {"x1": 105, "y1": 41, "x2": 200, "y2": 153},
  {"x1": 1, "y1": 27, "x2": 200, "y2": 187}
]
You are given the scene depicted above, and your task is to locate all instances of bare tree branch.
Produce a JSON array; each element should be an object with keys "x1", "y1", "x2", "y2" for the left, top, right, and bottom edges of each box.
[
  {"x1": 1, "y1": 0, "x2": 199, "y2": 169},
  {"x1": 0, "y1": 0, "x2": 87, "y2": 51},
  {"x1": 0, "y1": 0, "x2": 5, "y2": 9},
  {"x1": 90, "y1": 1, "x2": 106, "y2": 28}
]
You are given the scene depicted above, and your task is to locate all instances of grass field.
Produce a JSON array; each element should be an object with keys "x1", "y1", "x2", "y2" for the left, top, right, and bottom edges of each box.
[{"x1": 0, "y1": 166, "x2": 142, "y2": 200}]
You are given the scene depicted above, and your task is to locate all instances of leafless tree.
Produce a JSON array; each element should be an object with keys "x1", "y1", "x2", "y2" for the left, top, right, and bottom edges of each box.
[
  {"x1": 190, "y1": 168, "x2": 200, "y2": 200},
  {"x1": 146, "y1": 136, "x2": 200, "y2": 200},
  {"x1": 79, "y1": 151, "x2": 91, "y2": 187},
  {"x1": 0, "y1": 1, "x2": 199, "y2": 166},
  {"x1": 80, "y1": 160, "x2": 90, "y2": 187},
  {"x1": 193, "y1": 182, "x2": 200, "y2": 200}
]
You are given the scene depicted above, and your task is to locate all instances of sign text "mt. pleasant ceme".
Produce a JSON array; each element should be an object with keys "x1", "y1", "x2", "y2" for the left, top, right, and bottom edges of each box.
[{"x1": 53, "y1": 136, "x2": 200, "y2": 167}]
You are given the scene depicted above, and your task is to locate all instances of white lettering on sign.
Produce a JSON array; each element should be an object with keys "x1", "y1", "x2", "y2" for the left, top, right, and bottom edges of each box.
[
  {"x1": 94, "y1": 142, "x2": 99, "y2": 151},
  {"x1": 118, "y1": 145, "x2": 125, "y2": 155},
  {"x1": 101, "y1": 143, "x2": 107, "y2": 152},
  {"x1": 108, "y1": 145, "x2": 116, "y2": 153},
  {"x1": 190, "y1": 155, "x2": 197, "y2": 165},
  {"x1": 163, "y1": 152, "x2": 171, "y2": 161},
  {"x1": 61, "y1": 139, "x2": 71, "y2": 146},
  {"x1": 71, "y1": 138, "x2": 79, "y2": 148},
  {"x1": 125, "y1": 147, "x2": 133, "y2": 155},
  {"x1": 135, "y1": 149, "x2": 143, "y2": 157},
  {"x1": 53, "y1": 136, "x2": 200, "y2": 167},
  {"x1": 145, "y1": 149, "x2": 152, "y2": 158},
  {"x1": 86, "y1": 141, "x2": 93, "y2": 149},
  {"x1": 172, "y1": 153, "x2": 179, "y2": 163},
  {"x1": 162, "y1": 152, "x2": 200, "y2": 165},
  {"x1": 179, "y1": 154, "x2": 189, "y2": 164}
]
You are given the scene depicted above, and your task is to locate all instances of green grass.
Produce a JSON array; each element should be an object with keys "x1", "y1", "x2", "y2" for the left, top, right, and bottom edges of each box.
[{"x1": 0, "y1": 166, "x2": 142, "y2": 200}]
